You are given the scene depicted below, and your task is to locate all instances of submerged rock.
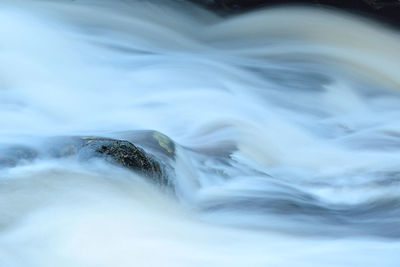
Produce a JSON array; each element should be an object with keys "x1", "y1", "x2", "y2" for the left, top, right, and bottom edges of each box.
[
  {"x1": 0, "y1": 132, "x2": 176, "y2": 189},
  {"x1": 0, "y1": 145, "x2": 38, "y2": 168}
]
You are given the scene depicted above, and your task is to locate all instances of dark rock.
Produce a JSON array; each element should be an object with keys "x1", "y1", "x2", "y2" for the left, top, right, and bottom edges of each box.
[
  {"x1": 82, "y1": 137, "x2": 167, "y2": 185},
  {"x1": 46, "y1": 135, "x2": 173, "y2": 187}
]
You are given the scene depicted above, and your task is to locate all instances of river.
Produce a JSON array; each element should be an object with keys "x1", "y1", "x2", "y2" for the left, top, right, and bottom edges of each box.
[{"x1": 1, "y1": 1, "x2": 400, "y2": 266}]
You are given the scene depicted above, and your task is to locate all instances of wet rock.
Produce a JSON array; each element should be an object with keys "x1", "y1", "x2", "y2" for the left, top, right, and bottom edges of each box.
[
  {"x1": 0, "y1": 145, "x2": 38, "y2": 168},
  {"x1": 116, "y1": 130, "x2": 176, "y2": 160},
  {"x1": 47, "y1": 136, "x2": 172, "y2": 187},
  {"x1": 0, "y1": 132, "x2": 176, "y2": 188}
]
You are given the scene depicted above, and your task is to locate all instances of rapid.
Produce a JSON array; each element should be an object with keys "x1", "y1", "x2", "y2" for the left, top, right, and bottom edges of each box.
[{"x1": 1, "y1": 0, "x2": 400, "y2": 266}]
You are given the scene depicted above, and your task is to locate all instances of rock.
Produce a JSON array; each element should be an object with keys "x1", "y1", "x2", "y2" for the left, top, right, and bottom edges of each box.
[
  {"x1": 0, "y1": 132, "x2": 176, "y2": 189},
  {"x1": 0, "y1": 145, "x2": 38, "y2": 168},
  {"x1": 115, "y1": 130, "x2": 176, "y2": 160},
  {"x1": 46, "y1": 135, "x2": 173, "y2": 188}
]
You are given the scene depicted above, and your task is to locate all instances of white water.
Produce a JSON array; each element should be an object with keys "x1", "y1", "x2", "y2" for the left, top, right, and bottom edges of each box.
[{"x1": 1, "y1": 0, "x2": 400, "y2": 266}]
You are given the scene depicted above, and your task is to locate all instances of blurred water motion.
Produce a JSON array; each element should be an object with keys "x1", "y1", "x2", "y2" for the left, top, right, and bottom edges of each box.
[{"x1": 1, "y1": 0, "x2": 400, "y2": 266}]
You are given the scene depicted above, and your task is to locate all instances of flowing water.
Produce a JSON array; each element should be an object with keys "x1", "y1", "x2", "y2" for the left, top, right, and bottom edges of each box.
[{"x1": 1, "y1": 0, "x2": 400, "y2": 266}]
